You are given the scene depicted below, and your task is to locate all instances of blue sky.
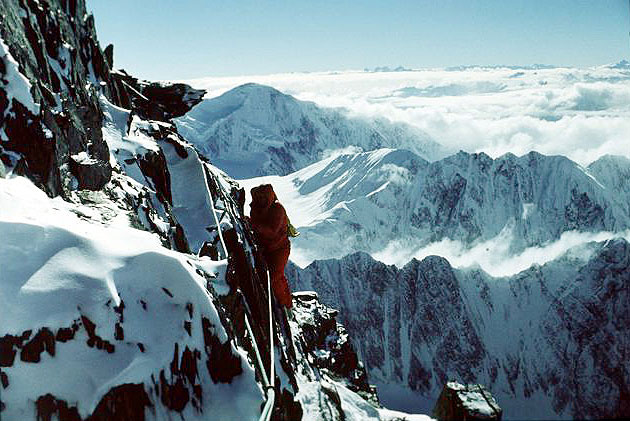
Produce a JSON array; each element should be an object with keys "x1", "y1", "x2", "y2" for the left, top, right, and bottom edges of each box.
[{"x1": 88, "y1": 0, "x2": 630, "y2": 80}]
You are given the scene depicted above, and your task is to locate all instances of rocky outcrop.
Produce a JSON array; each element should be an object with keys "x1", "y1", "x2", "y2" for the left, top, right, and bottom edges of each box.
[
  {"x1": 0, "y1": 0, "x2": 116, "y2": 196},
  {"x1": 433, "y1": 382, "x2": 502, "y2": 421},
  {"x1": 110, "y1": 69, "x2": 205, "y2": 121},
  {"x1": 36, "y1": 384, "x2": 152, "y2": 421},
  {"x1": 0, "y1": 0, "x2": 204, "y2": 198},
  {"x1": 292, "y1": 291, "x2": 379, "y2": 405},
  {"x1": 69, "y1": 152, "x2": 112, "y2": 190}
]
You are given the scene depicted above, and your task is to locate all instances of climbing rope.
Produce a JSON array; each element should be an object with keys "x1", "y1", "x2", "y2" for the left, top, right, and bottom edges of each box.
[
  {"x1": 206, "y1": 178, "x2": 229, "y2": 260},
  {"x1": 239, "y1": 273, "x2": 276, "y2": 421},
  {"x1": 208, "y1": 179, "x2": 275, "y2": 420}
]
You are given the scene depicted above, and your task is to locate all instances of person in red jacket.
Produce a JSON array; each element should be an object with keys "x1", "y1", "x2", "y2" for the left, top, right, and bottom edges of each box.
[{"x1": 249, "y1": 184, "x2": 292, "y2": 309}]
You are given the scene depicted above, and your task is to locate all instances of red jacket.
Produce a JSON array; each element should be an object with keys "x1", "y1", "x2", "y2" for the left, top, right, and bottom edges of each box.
[{"x1": 250, "y1": 184, "x2": 290, "y2": 252}]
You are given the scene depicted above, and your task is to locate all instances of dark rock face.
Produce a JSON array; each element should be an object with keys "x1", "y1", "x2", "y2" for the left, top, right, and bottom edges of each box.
[
  {"x1": 541, "y1": 239, "x2": 630, "y2": 419},
  {"x1": 36, "y1": 394, "x2": 82, "y2": 421},
  {"x1": 292, "y1": 291, "x2": 379, "y2": 405},
  {"x1": 0, "y1": 331, "x2": 31, "y2": 366},
  {"x1": 0, "y1": 0, "x2": 115, "y2": 196},
  {"x1": 290, "y1": 239, "x2": 630, "y2": 419},
  {"x1": 110, "y1": 70, "x2": 205, "y2": 121},
  {"x1": 89, "y1": 383, "x2": 152, "y2": 421},
  {"x1": 433, "y1": 382, "x2": 502, "y2": 421},
  {"x1": 136, "y1": 148, "x2": 172, "y2": 204},
  {"x1": 201, "y1": 317, "x2": 243, "y2": 383},
  {"x1": 1, "y1": 322, "x2": 80, "y2": 368},
  {"x1": 158, "y1": 343, "x2": 202, "y2": 412},
  {"x1": 69, "y1": 153, "x2": 112, "y2": 190},
  {"x1": 35, "y1": 384, "x2": 152, "y2": 421},
  {"x1": 0, "y1": 0, "x2": 204, "y2": 197},
  {"x1": 20, "y1": 327, "x2": 56, "y2": 362},
  {"x1": 288, "y1": 252, "x2": 486, "y2": 397}
]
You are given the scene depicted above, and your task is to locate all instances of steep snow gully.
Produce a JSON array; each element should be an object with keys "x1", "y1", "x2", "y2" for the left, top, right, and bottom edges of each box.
[{"x1": 2, "y1": 0, "x2": 628, "y2": 420}]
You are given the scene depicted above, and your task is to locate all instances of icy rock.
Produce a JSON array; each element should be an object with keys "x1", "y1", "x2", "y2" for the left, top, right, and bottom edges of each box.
[
  {"x1": 292, "y1": 291, "x2": 379, "y2": 405},
  {"x1": 110, "y1": 70, "x2": 206, "y2": 120},
  {"x1": 137, "y1": 148, "x2": 172, "y2": 204},
  {"x1": 36, "y1": 383, "x2": 151, "y2": 421},
  {"x1": 0, "y1": 0, "x2": 117, "y2": 196},
  {"x1": 433, "y1": 382, "x2": 502, "y2": 421},
  {"x1": 103, "y1": 44, "x2": 114, "y2": 69},
  {"x1": 69, "y1": 153, "x2": 112, "y2": 190}
]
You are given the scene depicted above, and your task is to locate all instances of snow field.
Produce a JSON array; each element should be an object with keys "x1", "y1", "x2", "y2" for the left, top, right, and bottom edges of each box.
[{"x1": 0, "y1": 176, "x2": 262, "y2": 420}]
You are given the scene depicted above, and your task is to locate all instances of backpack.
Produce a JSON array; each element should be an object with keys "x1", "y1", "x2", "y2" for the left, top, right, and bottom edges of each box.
[{"x1": 287, "y1": 217, "x2": 300, "y2": 238}]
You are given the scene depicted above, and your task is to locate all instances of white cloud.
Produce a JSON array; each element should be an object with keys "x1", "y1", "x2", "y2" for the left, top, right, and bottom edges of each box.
[
  {"x1": 321, "y1": 145, "x2": 364, "y2": 160},
  {"x1": 373, "y1": 225, "x2": 630, "y2": 277},
  {"x1": 178, "y1": 65, "x2": 630, "y2": 166}
]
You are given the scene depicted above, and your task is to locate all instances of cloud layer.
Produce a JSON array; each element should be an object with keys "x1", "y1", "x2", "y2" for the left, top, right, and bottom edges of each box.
[
  {"x1": 373, "y1": 226, "x2": 630, "y2": 277},
  {"x1": 179, "y1": 65, "x2": 630, "y2": 166}
]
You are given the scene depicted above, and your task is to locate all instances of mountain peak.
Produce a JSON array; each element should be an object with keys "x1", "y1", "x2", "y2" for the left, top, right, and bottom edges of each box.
[
  {"x1": 222, "y1": 82, "x2": 290, "y2": 102},
  {"x1": 176, "y1": 84, "x2": 448, "y2": 178},
  {"x1": 589, "y1": 154, "x2": 630, "y2": 168}
]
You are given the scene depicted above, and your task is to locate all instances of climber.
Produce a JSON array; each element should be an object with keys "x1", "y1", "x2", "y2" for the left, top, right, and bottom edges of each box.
[{"x1": 249, "y1": 184, "x2": 293, "y2": 309}]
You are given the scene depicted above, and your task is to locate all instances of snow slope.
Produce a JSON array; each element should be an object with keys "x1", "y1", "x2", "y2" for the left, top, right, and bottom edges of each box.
[
  {"x1": 0, "y1": 1, "x2": 439, "y2": 418},
  {"x1": 175, "y1": 83, "x2": 449, "y2": 178},
  {"x1": 0, "y1": 176, "x2": 262, "y2": 421},
  {"x1": 0, "y1": 171, "x2": 434, "y2": 420}
]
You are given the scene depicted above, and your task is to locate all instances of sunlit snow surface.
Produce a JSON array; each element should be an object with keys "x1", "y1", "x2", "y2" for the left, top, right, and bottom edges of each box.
[
  {"x1": 178, "y1": 65, "x2": 630, "y2": 166},
  {"x1": 0, "y1": 176, "x2": 262, "y2": 420}
]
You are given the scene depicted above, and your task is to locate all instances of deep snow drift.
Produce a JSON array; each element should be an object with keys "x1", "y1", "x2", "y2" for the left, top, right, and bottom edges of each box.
[{"x1": 0, "y1": 176, "x2": 262, "y2": 421}]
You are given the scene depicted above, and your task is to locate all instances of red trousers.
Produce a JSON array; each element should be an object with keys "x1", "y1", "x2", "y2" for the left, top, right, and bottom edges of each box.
[{"x1": 264, "y1": 245, "x2": 292, "y2": 308}]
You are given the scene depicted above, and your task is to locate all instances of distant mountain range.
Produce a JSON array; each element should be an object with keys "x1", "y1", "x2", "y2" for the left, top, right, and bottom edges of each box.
[
  {"x1": 241, "y1": 147, "x2": 630, "y2": 267},
  {"x1": 175, "y1": 83, "x2": 450, "y2": 178},
  {"x1": 177, "y1": 82, "x2": 630, "y2": 420},
  {"x1": 287, "y1": 237, "x2": 630, "y2": 419}
]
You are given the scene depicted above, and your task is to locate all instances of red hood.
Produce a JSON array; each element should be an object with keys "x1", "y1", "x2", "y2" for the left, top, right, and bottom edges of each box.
[{"x1": 250, "y1": 184, "x2": 276, "y2": 210}]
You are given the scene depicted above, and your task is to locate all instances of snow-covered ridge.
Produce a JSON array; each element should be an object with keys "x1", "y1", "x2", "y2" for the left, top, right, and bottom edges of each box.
[
  {"x1": 241, "y1": 148, "x2": 630, "y2": 269},
  {"x1": 0, "y1": 177, "x2": 261, "y2": 420},
  {"x1": 175, "y1": 83, "x2": 449, "y2": 178}
]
